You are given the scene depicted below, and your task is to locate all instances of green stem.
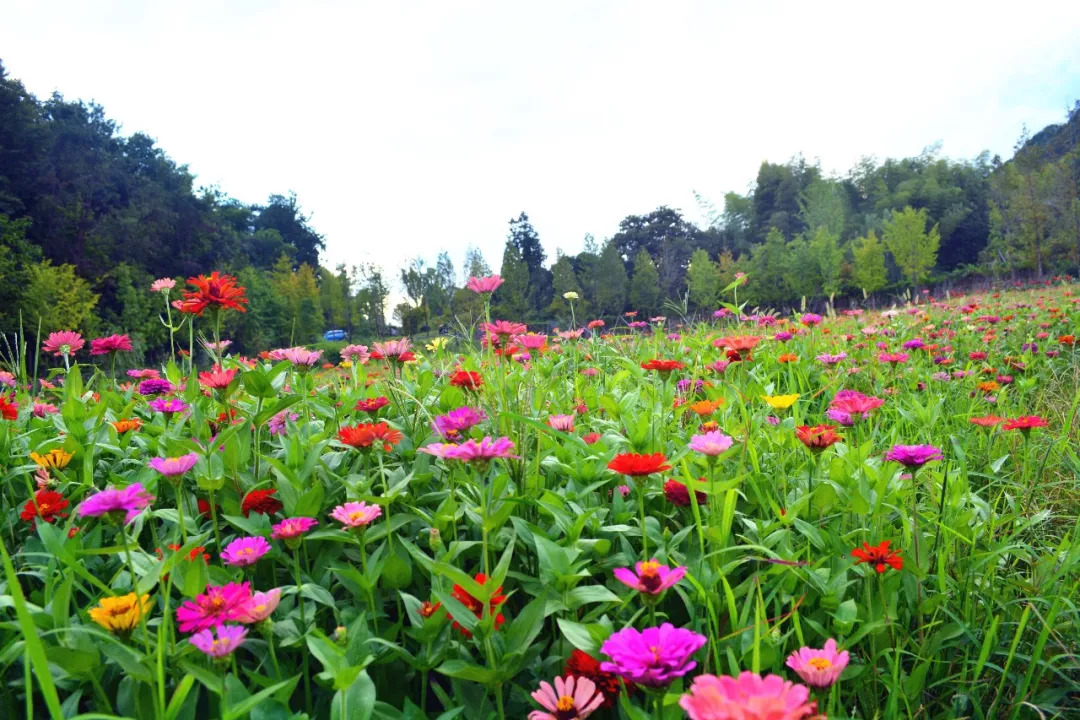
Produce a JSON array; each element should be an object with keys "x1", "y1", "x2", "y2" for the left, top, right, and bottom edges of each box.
[
  {"x1": 293, "y1": 549, "x2": 311, "y2": 714},
  {"x1": 173, "y1": 480, "x2": 188, "y2": 545},
  {"x1": 220, "y1": 671, "x2": 227, "y2": 720},
  {"x1": 120, "y1": 530, "x2": 153, "y2": 658},
  {"x1": 637, "y1": 481, "x2": 649, "y2": 558}
]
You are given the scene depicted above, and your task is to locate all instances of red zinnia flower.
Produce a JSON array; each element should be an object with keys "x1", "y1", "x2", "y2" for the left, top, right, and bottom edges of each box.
[
  {"x1": 582, "y1": 432, "x2": 602, "y2": 445},
  {"x1": 851, "y1": 540, "x2": 903, "y2": 573},
  {"x1": 640, "y1": 359, "x2": 686, "y2": 373},
  {"x1": 795, "y1": 424, "x2": 843, "y2": 450},
  {"x1": 338, "y1": 422, "x2": 404, "y2": 452},
  {"x1": 448, "y1": 573, "x2": 506, "y2": 637},
  {"x1": 0, "y1": 395, "x2": 17, "y2": 421},
  {"x1": 241, "y1": 488, "x2": 283, "y2": 517},
  {"x1": 1002, "y1": 415, "x2": 1049, "y2": 432},
  {"x1": 198, "y1": 366, "x2": 238, "y2": 390},
  {"x1": 969, "y1": 415, "x2": 1003, "y2": 428},
  {"x1": 178, "y1": 272, "x2": 249, "y2": 315},
  {"x1": 663, "y1": 479, "x2": 707, "y2": 507},
  {"x1": 20, "y1": 490, "x2": 69, "y2": 526},
  {"x1": 564, "y1": 649, "x2": 628, "y2": 709},
  {"x1": 607, "y1": 453, "x2": 672, "y2": 477},
  {"x1": 449, "y1": 370, "x2": 483, "y2": 390},
  {"x1": 355, "y1": 396, "x2": 389, "y2": 413},
  {"x1": 197, "y1": 498, "x2": 218, "y2": 519}
]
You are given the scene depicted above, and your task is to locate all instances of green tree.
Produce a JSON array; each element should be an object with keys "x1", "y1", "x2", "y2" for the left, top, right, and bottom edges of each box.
[
  {"x1": 686, "y1": 248, "x2": 720, "y2": 312},
  {"x1": 629, "y1": 248, "x2": 661, "y2": 315},
  {"x1": 593, "y1": 241, "x2": 628, "y2": 316},
  {"x1": 882, "y1": 206, "x2": 940, "y2": 288},
  {"x1": 810, "y1": 227, "x2": 844, "y2": 300},
  {"x1": 744, "y1": 228, "x2": 793, "y2": 308},
  {"x1": 493, "y1": 240, "x2": 530, "y2": 319},
  {"x1": 0, "y1": 214, "x2": 41, "y2": 330},
  {"x1": 549, "y1": 253, "x2": 586, "y2": 317},
  {"x1": 21, "y1": 259, "x2": 99, "y2": 332},
  {"x1": 851, "y1": 230, "x2": 888, "y2": 295}
]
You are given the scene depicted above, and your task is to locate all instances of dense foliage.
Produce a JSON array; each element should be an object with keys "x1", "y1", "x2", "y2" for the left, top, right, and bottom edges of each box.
[{"x1": 0, "y1": 272, "x2": 1078, "y2": 719}]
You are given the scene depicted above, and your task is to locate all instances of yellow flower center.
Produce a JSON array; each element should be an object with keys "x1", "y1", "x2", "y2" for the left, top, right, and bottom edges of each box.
[
  {"x1": 349, "y1": 511, "x2": 365, "y2": 522},
  {"x1": 556, "y1": 696, "x2": 575, "y2": 712},
  {"x1": 808, "y1": 657, "x2": 832, "y2": 670},
  {"x1": 639, "y1": 562, "x2": 660, "y2": 578}
]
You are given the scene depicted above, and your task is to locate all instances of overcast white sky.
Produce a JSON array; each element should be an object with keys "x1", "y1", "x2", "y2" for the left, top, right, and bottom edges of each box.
[{"x1": 4, "y1": 0, "x2": 1080, "y2": 287}]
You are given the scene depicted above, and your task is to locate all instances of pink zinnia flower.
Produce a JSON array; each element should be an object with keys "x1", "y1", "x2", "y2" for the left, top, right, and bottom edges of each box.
[
  {"x1": 189, "y1": 624, "x2": 247, "y2": 658},
  {"x1": 176, "y1": 582, "x2": 253, "y2": 632},
  {"x1": 151, "y1": 278, "x2": 176, "y2": 293},
  {"x1": 90, "y1": 334, "x2": 133, "y2": 355},
  {"x1": 236, "y1": 588, "x2": 282, "y2": 623},
  {"x1": 267, "y1": 410, "x2": 300, "y2": 436},
  {"x1": 274, "y1": 346, "x2": 323, "y2": 367},
  {"x1": 198, "y1": 366, "x2": 238, "y2": 390},
  {"x1": 271, "y1": 517, "x2": 318, "y2": 540},
  {"x1": 221, "y1": 536, "x2": 271, "y2": 567},
  {"x1": 78, "y1": 483, "x2": 155, "y2": 524},
  {"x1": 419, "y1": 436, "x2": 517, "y2": 463},
  {"x1": 329, "y1": 501, "x2": 382, "y2": 528},
  {"x1": 42, "y1": 330, "x2": 85, "y2": 357},
  {"x1": 466, "y1": 275, "x2": 504, "y2": 294},
  {"x1": 33, "y1": 403, "x2": 59, "y2": 418},
  {"x1": 689, "y1": 430, "x2": 734, "y2": 456},
  {"x1": 373, "y1": 338, "x2": 412, "y2": 360},
  {"x1": 600, "y1": 623, "x2": 706, "y2": 687},
  {"x1": 785, "y1": 638, "x2": 849, "y2": 687},
  {"x1": 830, "y1": 390, "x2": 884, "y2": 419},
  {"x1": 482, "y1": 320, "x2": 527, "y2": 337},
  {"x1": 514, "y1": 333, "x2": 548, "y2": 350},
  {"x1": 613, "y1": 559, "x2": 687, "y2": 595},
  {"x1": 547, "y1": 414, "x2": 575, "y2": 432},
  {"x1": 679, "y1": 671, "x2": 817, "y2": 720},
  {"x1": 341, "y1": 344, "x2": 370, "y2": 363},
  {"x1": 528, "y1": 675, "x2": 604, "y2": 720},
  {"x1": 149, "y1": 453, "x2": 199, "y2": 477}
]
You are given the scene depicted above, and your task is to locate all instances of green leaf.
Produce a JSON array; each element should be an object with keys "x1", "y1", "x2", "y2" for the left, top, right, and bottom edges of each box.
[
  {"x1": 435, "y1": 659, "x2": 497, "y2": 684},
  {"x1": 224, "y1": 675, "x2": 301, "y2": 720},
  {"x1": 330, "y1": 670, "x2": 376, "y2": 720},
  {"x1": 165, "y1": 675, "x2": 196, "y2": 720},
  {"x1": 566, "y1": 585, "x2": 621, "y2": 609}
]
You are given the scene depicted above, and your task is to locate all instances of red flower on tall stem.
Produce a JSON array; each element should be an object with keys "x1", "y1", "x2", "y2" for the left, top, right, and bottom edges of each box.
[
  {"x1": 641, "y1": 359, "x2": 685, "y2": 373},
  {"x1": 851, "y1": 540, "x2": 903, "y2": 573},
  {"x1": 1002, "y1": 415, "x2": 1049, "y2": 432},
  {"x1": 448, "y1": 573, "x2": 506, "y2": 637},
  {"x1": 449, "y1": 370, "x2": 483, "y2": 390},
  {"x1": 338, "y1": 422, "x2": 403, "y2": 452},
  {"x1": 178, "y1": 272, "x2": 248, "y2": 315},
  {"x1": 607, "y1": 453, "x2": 672, "y2": 477},
  {"x1": 20, "y1": 490, "x2": 69, "y2": 526}
]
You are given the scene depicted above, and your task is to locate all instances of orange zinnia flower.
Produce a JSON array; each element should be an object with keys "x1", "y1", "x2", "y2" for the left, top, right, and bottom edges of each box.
[
  {"x1": 777, "y1": 353, "x2": 799, "y2": 363},
  {"x1": 177, "y1": 272, "x2": 248, "y2": 315},
  {"x1": 112, "y1": 418, "x2": 142, "y2": 433},
  {"x1": 607, "y1": 453, "x2": 672, "y2": 477},
  {"x1": 795, "y1": 424, "x2": 842, "y2": 450},
  {"x1": 687, "y1": 399, "x2": 723, "y2": 416},
  {"x1": 338, "y1": 422, "x2": 403, "y2": 452}
]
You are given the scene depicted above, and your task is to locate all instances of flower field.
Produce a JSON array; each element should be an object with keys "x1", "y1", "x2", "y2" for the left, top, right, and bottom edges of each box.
[{"x1": 2, "y1": 273, "x2": 1079, "y2": 720}]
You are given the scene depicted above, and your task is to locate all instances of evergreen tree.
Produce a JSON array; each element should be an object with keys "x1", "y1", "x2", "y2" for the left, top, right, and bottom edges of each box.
[
  {"x1": 493, "y1": 240, "x2": 530, "y2": 319},
  {"x1": 549, "y1": 252, "x2": 586, "y2": 317},
  {"x1": 630, "y1": 248, "x2": 661, "y2": 315},
  {"x1": 810, "y1": 227, "x2": 845, "y2": 301}
]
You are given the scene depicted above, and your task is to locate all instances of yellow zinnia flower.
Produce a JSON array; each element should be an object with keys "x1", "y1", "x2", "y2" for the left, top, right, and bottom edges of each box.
[
  {"x1": 30, "y1": 448, "x2": 73, "y2": 470},
  {"x1": 425, "y1": 337, "x2": 448, "y2": 352},
  {"x1": 88, "y1": 593, "x2": 151, "y2": 634},
  {"x1": 761, "y1": 394, "x2": 800, "y2": 410}
]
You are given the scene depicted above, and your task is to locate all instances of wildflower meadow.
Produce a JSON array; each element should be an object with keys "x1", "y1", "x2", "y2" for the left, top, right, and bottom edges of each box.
[{"x1": 1, "y1": 271, "x2": 1079, "y2": 720}]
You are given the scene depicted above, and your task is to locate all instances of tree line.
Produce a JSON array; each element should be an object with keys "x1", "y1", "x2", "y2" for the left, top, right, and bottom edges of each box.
[{"x1": 2, "y1": 58, "x2": 1079, "y2": 359}]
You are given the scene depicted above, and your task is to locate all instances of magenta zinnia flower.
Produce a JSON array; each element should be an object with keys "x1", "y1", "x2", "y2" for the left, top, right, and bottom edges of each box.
[
  {"x1": 236, "y1": 588, "x2": 282, "y2": 623},
  {"x1": 190, "y1": 624, "x2": 247, "y2": 658},
  {"x1": 785, "y1": 638, "x2": 849, "y2": 687},
  {"x1": 600, "y1": 623, "x2": 706, "y2": 687},
  {"x1": 830, "y1": 390, "x2": 884, "y2": 419},
  {"x1": 42, "y1": 330, "x2": 85, "y2": 357},
  {"x1": 149, "y1": 397, "x2": 190, "y2": 415},
  {"x1": 329, "y1": 501, "x2": 382, "y2": 528},
  {"x1": 271, "y1": 517, "x2": 318, "y2": 540},
  {"x1": 431, "y1": 406, "x2": 487, "y2": 439},
  {"x1": 689, "y1": 430, "x2": 734, "y2": 456},
  {"x1": 138, "y1": 378, "x2": 175, "y2": 396},
  {"x1": 529, "y1": 675, "x2": 604, "y2": 720},
  {"x1": 679, "y1": 671, "x2": 818, "y2": 720},
  {"x1": 149, "y1": 453, "x2": 199, "y2": 477},
  {"x1": 466, "y1": 275, "x2": 504, "y2": 294},
  {"x1": 90, "y1": 334, "x2": 133, "y2": 355},
  {"x1": 78, "y1": 483, "x2": 155, "y2": 524},
  {"x1": 176, "y1": 582, "x2": 253, "y2": 632},
  {"x1": 220, "y1": 536, "x2": 271, "y2": 567},
  {"x1": 613, "y1": 560, "x2": 687, "y2": 595},
  {"x1": 884, "y1": 444, "x2": 943, "y2": 467}
]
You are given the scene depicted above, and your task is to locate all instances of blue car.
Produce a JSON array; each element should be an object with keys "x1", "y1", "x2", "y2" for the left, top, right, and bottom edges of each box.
[{"x1": 324, "y1": 329, "x2": 346, "y2": 342}]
